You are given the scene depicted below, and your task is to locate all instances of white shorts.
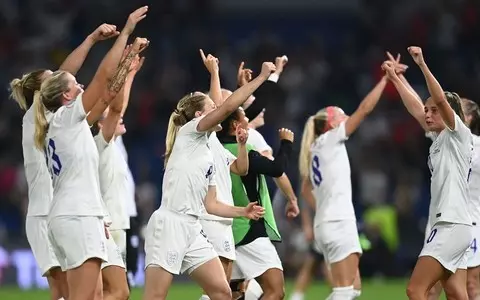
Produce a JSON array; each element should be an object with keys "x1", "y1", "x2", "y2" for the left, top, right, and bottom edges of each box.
[
  {"x1": 231, "y1": 237, "x2": 283, "y2": 280},
  {"x1": 25, "y1": 216, "x2": 61, "y2": 276},
  {"x1": 314, "y1": 220, "x2": 362, "y2": 264},
  {"x1": 144, "y1": 208, "x2": 217, "y2": 275},
  {"x1": 420, "y1": 222, "x2": 472, "y2": 273},
  {"x1": 48, "y1": 216, "x2": 108, "y2": 271},
  {"x1": 110, "y1": 229, "x2": 127, "y2": 263},
  {"x1": 467, "y1": 225, "x2": 480, "y2": 268},
  {"x1": 200, "y1": 219, "x2": 235, "y2": 261},
  {"x1": 101, "y1": 229, "x2": 126, "y2": 270}
]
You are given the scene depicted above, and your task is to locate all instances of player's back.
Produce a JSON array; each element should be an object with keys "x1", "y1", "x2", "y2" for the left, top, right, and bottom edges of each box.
[
  {"x1": 22, "y1": 107, "x2": 53, "y2": 216},
  {"x1": 45, "y1": 97, "x2": 103, "y2": 218},
  {"x1": 310, "y1": 122, "x2": 355, "y2": 222},
  {"x1": 468, "y1": 134, "x2": 480, "y2": 224},
  {"x1": 94, "y1": 133, "x2": 129, "y2": 229},
  {"x1": 160, "y1": 117, "x2": 214, "y2": 217},
  {"x1": 428, "y1": 115, "x2": 472, "y2": 226}
]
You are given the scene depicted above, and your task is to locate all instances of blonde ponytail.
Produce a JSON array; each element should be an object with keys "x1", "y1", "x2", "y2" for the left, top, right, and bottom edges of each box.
[
  {"x1": 9, "y1": 78, "x2": 28, "y2": 111},
  {"x1": 9, "y1": 69, "x2": 48, "y2": 111},
  {"x1": 164, "y1": 112, "x2": 181, "y2": 167},
  {"x1": 299, "y1": 116, "x2": 316, "y2": 178},
  {"x1": 33, "y1": 91, "x2": 48, "y2": 151}
]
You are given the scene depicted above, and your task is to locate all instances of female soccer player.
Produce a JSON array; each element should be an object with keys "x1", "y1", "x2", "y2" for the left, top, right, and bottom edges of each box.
[
  {"x1": 9, "y1": 22, "x2": 120, "y2": 300},
  {"x1": 93, "y1": 50, "x2": 145, "y2": 300},
  {"x1": 33, "y1": 9, "x2": 148, "y2": 300},
  {"x1": 298, "y1": 70, "x2": 387, "y2": 299},
  {"x1": 461, "y1": 98, "x2": 480, "y2": 300},
  {"x1": 216, "y1": 113, "x2": 295, "y2": 299},
  {"x1": 196, "y1": 50, "x2": 250, "y2": 300},
  {"x1": 383, "y1": 47, "x2": 472, "y2": 300},
  {"x1": 142, "y1": 62, "x2": 274, "y2": 300},
  {"x1": 289, "y1": 204, "x2": 332, "y2": 300}
]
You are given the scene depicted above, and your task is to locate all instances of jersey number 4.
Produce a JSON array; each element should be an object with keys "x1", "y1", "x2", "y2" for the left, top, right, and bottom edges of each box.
[
  {"x1": 471, "y1": 238, "x2": 478, "y2": 253},
  {"x1": 45, "y1": 138, "x2": 62, "y2": 177},
  {"x1": 312, "y1": 155, "x2": 322, "y2": 186}
]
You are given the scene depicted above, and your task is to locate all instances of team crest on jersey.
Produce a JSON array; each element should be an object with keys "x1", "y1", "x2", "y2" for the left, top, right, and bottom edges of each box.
[
  {"x1": 167, "y1": 250, "x2": 178, "y2": 266},
  {"x1": 223, "y1": 240, "x2": 231, "y2": 252}
]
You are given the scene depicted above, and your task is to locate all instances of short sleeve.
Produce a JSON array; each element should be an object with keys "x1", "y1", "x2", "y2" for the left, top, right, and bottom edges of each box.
[
  {"x1": 180, "y1": 116, "x2": 205, "y2": 135},
  {"x1": 94, "y1": 132, "x2": 113, "y2": 154},
  {"x1": 55, "y1": 94, "x2": 87, "y2": 126},
  {"x1": 247, "y1": 128, "x2": 272, "y2": 153},
  {"x1": 224, "y1": 149, "x2": 237, "y2": 167},
  {"x1": 449, "y1": 114, "x2": 471, "y2": 143},
  {"x1": 325, "y1": 121, "x2": 348, "y2": 144},
  {"x1": 208, "y1": 167, "x2": 216, "y2": 186}
]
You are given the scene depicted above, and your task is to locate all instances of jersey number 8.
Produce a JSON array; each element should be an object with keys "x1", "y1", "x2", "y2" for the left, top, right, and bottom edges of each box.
[
  {"x1": 45, "y1": 138, "x2": 62, "y2": 177},
  {"x1": 312, "y1": 155, "x2": 322, "y2": 186}
]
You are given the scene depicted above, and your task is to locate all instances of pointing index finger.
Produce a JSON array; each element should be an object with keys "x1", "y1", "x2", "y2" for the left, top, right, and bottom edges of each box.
[{"x1": 199, "y1": 49, "x2": 207, "y2": 62}]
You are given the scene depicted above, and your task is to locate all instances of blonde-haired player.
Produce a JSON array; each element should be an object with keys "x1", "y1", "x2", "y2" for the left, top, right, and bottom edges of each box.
[
  {"x1": 196, "y1": 50, "x2": 250, "y2": 300},
  {"x1": 32, "y1": 8, "x2": 148, "y2": 300},
  {"x1": 93, "y1": 49, "x2": 146, "y2": 300},
  {"x1": 9, "y1": 22, "x2": 121, "y2": 300},
  {"x1": 142, "y1": 61, "x2": 276, "y2": 300},
  {"x1": 383, "y1": 47, "x2": 472, "y2": 300},
  {"x1": 298, "y1": 72, "x2": 387, "y2": 299}
]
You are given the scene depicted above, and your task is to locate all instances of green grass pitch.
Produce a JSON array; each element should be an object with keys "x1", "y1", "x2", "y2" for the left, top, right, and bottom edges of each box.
[{"x1": 0, "y1": 280, "x2": 448, "y2": 299}]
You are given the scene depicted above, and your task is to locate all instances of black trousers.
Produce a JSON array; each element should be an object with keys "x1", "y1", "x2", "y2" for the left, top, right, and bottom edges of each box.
[{"x1": 126, "y1": 216, "x2": 140, "y2": 277}]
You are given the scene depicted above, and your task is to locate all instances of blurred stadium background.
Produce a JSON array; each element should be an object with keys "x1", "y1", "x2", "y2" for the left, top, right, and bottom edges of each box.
[{"x1": 0, "y1": 0, "x2": 479, "y2": 298}]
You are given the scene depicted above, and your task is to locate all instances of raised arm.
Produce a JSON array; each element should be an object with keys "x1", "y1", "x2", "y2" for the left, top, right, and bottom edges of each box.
[
  {"x1": 197, "y1": 62, "x2": 275, "y2": 132},
  {"x1": 244, "y1": 56, "x2": 288, "y2": 121},
  {"x1": 230, "y1": 126, "x2": 249, "y2": 176},
  {"x1": 88, "y1": 38, "x2": 148, "y2": 126},
  {"x1": 408, "y1": 46, "x2": 455, "y2": 129},
  {"x1": 99, "y1": 54, "x2": 143, "y2": 142},
  {"x1": 121, "y1": 54, "x2": 144, "y2": 116},
  {"x1": 59, "y1": 24, "x2": 119, "y2": 75},
  {"x1": 200, "y1": 49, "x2": 222, "y2": 106},
  {"x1": 382, "y1": 60, "x2": 428, "y2": 131},
  {"x1": 344, "y1": 76, "x2": 387, "y2": 137},
  {"x1": 81, "y1": 6, "x2": 148, "y2": 116}
]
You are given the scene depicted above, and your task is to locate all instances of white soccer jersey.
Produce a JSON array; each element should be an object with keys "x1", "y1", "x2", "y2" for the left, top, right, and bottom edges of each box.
[
  {"x1": 160, "y1": 116, "x2": 215, "y2": 216},
  {"x1": 22, "y1": 107, "x2": 53, "y2": 216},
  {"x1": 427, "y1": 114, "x2": 473, "y2": 226},
  {"x1": 247, "y1": 128, "x2": 272, "y2": 153},
  {"x1": 309, "y1": 122, "x2": 356, "y2": 223},
  {"x1": 200, "y1": 132, "x2": 236, "y2": 223},
  {"x1": 45, "y1": 95, "x2": 104, "y2": 218},
  {"x1": 468, "y1": 135, "x2": 480, "y2": 224},
  {"x1": 115, "y1": 136, "x2": 137, "y2": 219},
  {"x1": 94, "y1": 132, "x2": 130, "y2": 230}
]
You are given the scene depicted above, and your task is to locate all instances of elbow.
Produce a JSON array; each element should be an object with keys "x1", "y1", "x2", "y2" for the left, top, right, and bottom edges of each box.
[
  {"x1": 238, "y1": 165, "x2": 249, "y2": 176},
  {"x1": 204, "y1": 201, "x2": 214, "y2": 214},
  {"x1": 271, "y1": 166, "x2": 285, "y2": 178}
]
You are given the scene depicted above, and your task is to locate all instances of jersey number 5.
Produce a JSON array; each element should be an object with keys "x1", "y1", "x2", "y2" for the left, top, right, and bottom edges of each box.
[
  {"x1": 312, "y1": 155, "x2": 322, "y2": 186},
  {"x1": 45, "y1": 138, "x2": 62, "y2": 177}
]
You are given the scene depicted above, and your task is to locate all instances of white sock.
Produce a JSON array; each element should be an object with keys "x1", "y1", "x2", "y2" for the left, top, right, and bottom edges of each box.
[
  {"x1": 245, "y1": 279, "x2": 263, "y2": 300},
  {"x1": 199, "y1": 295, "x2": 210, "y2": 300},
  {"x1": 326, "y1": 286, "x2": 354, "y2": 300},
  {"x1": 352, "y1": 289, "x2": 361, "y2": 298},
  {"x1": 290, "y1": 291, "x2": 304, "y2": 300}
]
